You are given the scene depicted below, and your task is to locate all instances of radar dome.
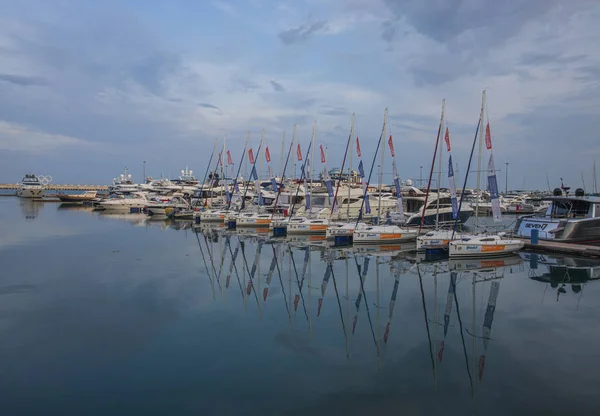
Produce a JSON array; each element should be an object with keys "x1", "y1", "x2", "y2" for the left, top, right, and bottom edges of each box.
[{"x1": 405, "y1": 179, "x2": 413, "y2": 186}]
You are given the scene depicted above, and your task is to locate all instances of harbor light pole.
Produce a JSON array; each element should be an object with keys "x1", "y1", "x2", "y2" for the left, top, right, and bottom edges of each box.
[
  {"x1": 420, "y1": 165, "x2": 423, "y2": 186},
  {"x1": 505, "y1": 162, "x2": 509, "y2": 193},
  {"x1": 143, "y1": 161, "x2": 146, "y2": 182}
]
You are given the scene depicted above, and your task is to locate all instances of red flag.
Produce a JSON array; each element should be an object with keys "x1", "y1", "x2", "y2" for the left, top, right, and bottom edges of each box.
[
  {"x1": 248, "y1": 148, "x2": 254, "y2": 164},
  {"x1": 294, "y1": 294, "x2": 300, "y2": 311},
  {"x1": 226, "y1": 275, "x2": 231, "y2": 288},
  {"x1": 444, "y1": 128, "x2": 451, "y2": 152},
  {"x1": 263, "y1": 287, "x2": 269, "y2": 301},
  {"x1": 217, "y1": 151, "x2": 223, "y2": 167},
  {"x1": 265, "y1": 146, "x2": 271, "y2": 163},
  {"x1": 317, "y1": 298, "x2": 323, "y2": 316},
  {"x1": 319, "y1": 145, "x2": 326, "y2": 163},
  {"x1": 352, "y1": 315, "x2": 358, "y2": 334},
  {"x1": 297, "y1": 144, "x2": 302, "y2": 161},
  {"x1": 478, "y1": 355, "x2": 486, "y2": 380},
  {"x1": 227, "y1": 150, "x2": 233, "y2": 165},
  {"x1": 356, "y1": 137, "x2": 361, "y2": 157},
  {"x1": 485, "y1": 123, "x2": 492, "y2": 150},
  {"x1": 246, "y1": 280, "x2": 252, "y2": 295},
  {"x1": 438, "y1": 340, "x2": 445, "y2": 362},
  {"x1": 388, "y1": 135, "x2": 395, "y2": 157}
]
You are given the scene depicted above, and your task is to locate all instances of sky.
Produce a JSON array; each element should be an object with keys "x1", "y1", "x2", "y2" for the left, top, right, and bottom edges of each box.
[{"x1": 0, "y1": 0, "x2": 599, "y2": 190}]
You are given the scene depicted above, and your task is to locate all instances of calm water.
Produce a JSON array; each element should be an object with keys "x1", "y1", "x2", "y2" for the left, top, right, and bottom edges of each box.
[{"x1": 1, "y1": 197, "x2": 600, "y2": 415}]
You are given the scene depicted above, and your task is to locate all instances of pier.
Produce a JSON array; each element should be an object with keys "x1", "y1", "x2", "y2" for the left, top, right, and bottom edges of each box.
[
  {"x1": 522, "y1": 239, "x2": 600, "y2": 258},
  {"x1": 0, "y1": 184, "x2": 108, "y2": 191}
]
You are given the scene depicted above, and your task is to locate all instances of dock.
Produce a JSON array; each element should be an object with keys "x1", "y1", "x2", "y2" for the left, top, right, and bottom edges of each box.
[
  {"x1": 0, "y1": 184, "x2": 108, "y2": 191},
  {"x1": 522, "y1": 239, "x2": 600, "y2": 258}
]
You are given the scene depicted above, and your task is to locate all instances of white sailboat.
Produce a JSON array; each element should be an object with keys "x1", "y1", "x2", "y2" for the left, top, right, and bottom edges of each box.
[
  {"x1": 352, "y1": 109, "x2": 418, "y2": 244},
  {"x1": 449, "y1": 91, "x2": 523, "y2": 258}
]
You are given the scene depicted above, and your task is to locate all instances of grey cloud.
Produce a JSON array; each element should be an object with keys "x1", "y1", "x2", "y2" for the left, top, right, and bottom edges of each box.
[
  {"x1": 131, "y1": 52, "x2": 181, "y2": 97},
  {"x1": 381, "y1": 0, "x2": 564, "y2": 45},
  {"x1": 278, "y1": 20, "x2": 327, "y2": 45},
  {"x1": 318, "y1": 106, "x2": 347, "y2": 116},
  {"x1": 575, "y1": 65, "x2": 600, "y2": 82},
  {"x1": 519, "y1": 52, "x2": 588, "y2": 66},
  {"x1": 198, "y1": 103, "x2": 219, "y2": 109},
  {"x1": 0, "y1": 73, "x2": 49, "y2": 86},
  {"x1": 232, "y1": 77, "x2": 260, "y2": 92},
  {"x1": 269, "y1": 80, "x2": 285, "y2": 92}
]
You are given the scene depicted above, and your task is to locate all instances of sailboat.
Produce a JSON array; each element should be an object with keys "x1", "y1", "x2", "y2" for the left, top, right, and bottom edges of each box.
[
  {"x1": 449, "y1": 91, "x2": 524, "y2": 257},
  {"x1": 353, "y1": 109, "x2": 418, "y2": 244},
  {"x1": 418, "y1": 100, "x2": 474, "y2": 251},
  {"x1": 288, "y1": 121, "x2": 330, "y2": 235}
]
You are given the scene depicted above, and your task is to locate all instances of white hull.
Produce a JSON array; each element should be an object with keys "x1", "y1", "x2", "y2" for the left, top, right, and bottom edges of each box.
[
  {"x1": 18, "y1": 188, "x2": 44, "y2": 198},
  {"x1": 287, "y1": 219, "x2": 329, "y2": 235},
  {"x1": 449, "y1": 235, "x2": 524, "y2": 257},
  {"x1": 99, "y1": 203, "x2": 147, "y2": 212},
  {"x1": 199, "y1": 210, "x2": 230, "y2": 222},
  {"x1": 417, "y1": 230, "x2": 475, "y2": 251},
  {"x1": 353, "y1": 226, "x2": 418, "y2": 244},
  {"x1": 325, "y1": 222, "x2": 367, "y2": 240},
  {"x1": 236, "y1": 214, "x2": 275, "y2": 227}
]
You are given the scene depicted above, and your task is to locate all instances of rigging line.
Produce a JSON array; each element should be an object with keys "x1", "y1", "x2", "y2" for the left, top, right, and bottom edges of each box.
[
  {"x1": 353, "y1": 255, "x2": 378, "y2": 350},
  {"x1": 416, "y1": 265, "x2": 436, "y2": 381},
  {"x1": 273, "y1": 244, "x2": 290, "y2": 316},
  {"x1": 203, "y1": 232, "x2": 222, "y2": 292},
  {"x1": 451, "y1": 116, "x2": 482, "y2": 240},
  {"x1": 354, "y1": 121, "x2": 385, "y2": 227},
  {"x1": 227, "y1": 237, "x2": 245, "y2": 297},
  {"x1": 288, "y1": 245, "x2": 309, "y2": 322},
  {"x1": 194, "y1": 229, "x2": 214, "y2": 287},
  {"x1": 452, "y1": 272, "x2": 475, "y2": 392},
  {"x1": 330, "y1": 260, "x2": 350, "y2": 359},
  {"x1": 239, "y1": 238, "x2": 261, "y2": 306}
]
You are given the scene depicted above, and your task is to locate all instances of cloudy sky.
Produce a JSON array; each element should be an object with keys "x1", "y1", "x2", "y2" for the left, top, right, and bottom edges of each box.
[{"x1": 0, "y1": 0, "x2": 598, "y2": 189}]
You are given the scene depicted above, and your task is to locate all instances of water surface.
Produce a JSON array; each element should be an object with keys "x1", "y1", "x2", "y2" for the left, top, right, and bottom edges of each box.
[{"x1": 1, "y1": 197, "x2": 599, "y2": 415}]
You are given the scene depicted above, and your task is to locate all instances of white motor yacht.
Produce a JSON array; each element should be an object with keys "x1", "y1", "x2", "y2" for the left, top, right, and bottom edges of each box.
[
  {"x1": 97, "y1": 192, "x2": 148, "y2": 212},
  {"x1": 17, "y1": 174, "x2": 45, "y2": 198}
]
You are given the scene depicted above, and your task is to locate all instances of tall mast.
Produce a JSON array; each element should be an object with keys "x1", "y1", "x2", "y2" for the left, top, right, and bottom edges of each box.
[
  {"x1": 259, "y1": 129, "x2": 265, "y2": 209},
  {"x1": 279, "y1": 131, "x2": 286, "y2": 180},
  {"x1": 594, "y1": 160, "x2": 597, "y2": 194},
  {"x1": 221, "y1": 135, "x2": 227, "y2": 201},
  {"x1": 475, "y1": 90, "x2": 486, "y2": 233},
  {"x1": 309, "y1": 120, "x2": 316, "y2": 214},
  {"x1": 436, "y1": 100, "x2": 445, "y2": 230},
  {"x1": 347, "y1": 114, "x2": 355, "y2": 220},
  {"x1": 244, "y1": 131, "x2": 250, "y2": 192},
  {"x1": 378, "y1": 108, "x2": 388, "y2": 221}
]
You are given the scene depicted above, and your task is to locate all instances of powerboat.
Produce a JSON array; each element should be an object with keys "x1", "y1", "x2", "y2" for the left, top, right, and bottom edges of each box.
[
  {"x1": 57, "y1": 190, "x2": 97, "y2": 204},
  {"x1": 96, "y1": 192, "x2": 148, "y2": 212},
  {"x1": 513, "y1": 190, "x2": 600, "y2": 244},
  {"x1": 17, "y1": 174, "x2": 45, "y2": 198},
  {"x1": 109, "y1": 168, "x2": 139, "y2": 193},
  {"x1": 147, "y1": 196, "x2": 190, "y2": 217}
]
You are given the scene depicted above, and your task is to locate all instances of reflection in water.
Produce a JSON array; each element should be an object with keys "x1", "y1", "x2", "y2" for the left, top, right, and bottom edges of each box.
[
  {"x1": 19, "y1": 199, "x2": 42, "y2": 221},
  {"x1": 4, "y1": 197, "x2": 600, "y2": 415}
]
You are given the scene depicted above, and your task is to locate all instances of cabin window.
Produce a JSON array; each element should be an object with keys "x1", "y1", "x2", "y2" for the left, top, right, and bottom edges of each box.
[
  {"x1": 552, "y1": 199, "x2": 591, "y2": 218},
  {"x1": 595, "y1": 205, "x2": 600, "y2": 217},
  {"x1": 480, "y1": 238, "x2": 495, "y2": 242}
]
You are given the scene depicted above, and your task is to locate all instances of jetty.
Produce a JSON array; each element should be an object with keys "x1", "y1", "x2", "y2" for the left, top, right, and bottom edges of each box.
[
  {"x1": 0, "y1": 184, "x2": 108, "y2": 191},
  {"x1": 521, "y1": 239, "x2": 600, "y2": 258}
]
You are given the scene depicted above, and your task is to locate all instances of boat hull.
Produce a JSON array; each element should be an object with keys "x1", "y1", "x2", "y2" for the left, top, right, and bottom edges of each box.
[
  {"x1": 17, "y1": 188, "x2": 44, "y2": 198},
  {"x1": 449, "y1": 240, "x2": 524, "y2": 257},
  {"x1": 515, "y1": 216, "x2": 600, "y2": 245},
  {"x1": 353, "y1": 228, "x2": 418, "y2": 244}
]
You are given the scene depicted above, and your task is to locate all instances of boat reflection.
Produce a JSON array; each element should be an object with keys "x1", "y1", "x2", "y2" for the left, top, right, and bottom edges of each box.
[{"x1": 19, "y1": 199, "x2": 42, "y2": 221}]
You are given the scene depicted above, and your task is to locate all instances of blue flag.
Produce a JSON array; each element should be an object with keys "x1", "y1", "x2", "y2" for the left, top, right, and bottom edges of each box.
[
  {"x1": 250, "y1": 166, "x2": 258, "y2": 181},
  {"x1": 358, "y1": 160, "x2": 365, "y2": 178}
]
